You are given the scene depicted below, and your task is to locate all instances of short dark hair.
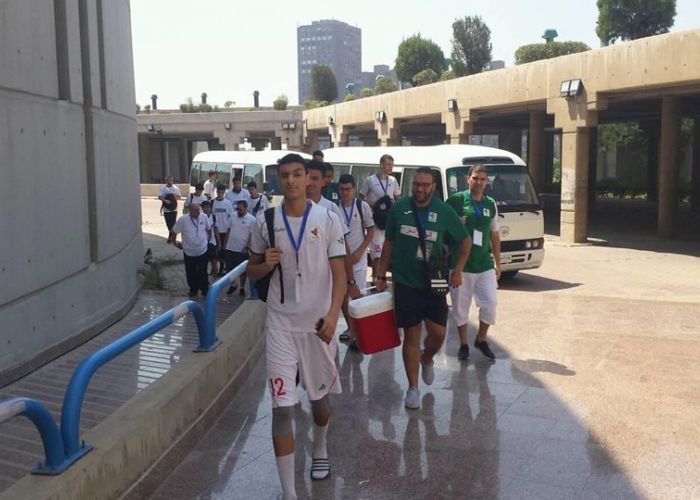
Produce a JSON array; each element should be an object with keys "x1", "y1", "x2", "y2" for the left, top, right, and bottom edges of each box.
[
  {"x1": 201, "y1": 200, "x2": 211, "y2": 208},
  {"x1": 233, "y1": 176, "x2": 242, "y2": 182},
  {"x1": 338, "y1": 174, "x2": 355, "y2": 187},
  {"x1": 306, "y1": 159, "x2": 326, "y2": 175},
  {"x1": 323, "y1": 162, "x2": 334, "y2": 173},
  {"x1": 194, "y1": 183, "x2": 204, "y2": 190},
  {"x1": 468, "y1": 164, "x2": 488, "y2": 176},
  {"x1": 208, "y1": 170, "x2": 216, "y2": 177},
  {"x1": 236, "y1": 200, "x2": 248, "y2": 207},
  {"x1": 247, "y1": 181, "x2": 257, "y2": 189},
  {"x1": 415, "y1": 167, "x2": 435, "y2": 181},
  {"x1": 216, "y1": 184, "x2": 226, "y2": 191},
  {"x1": 278, "y1": 153, "x2": 308, "y2": 171},
  {"x1": 380, "y1": 154, "x2": 394, "y2": 165},
  {"x1": 312, "y1": 150, "x2": 324, "y2": 157}
]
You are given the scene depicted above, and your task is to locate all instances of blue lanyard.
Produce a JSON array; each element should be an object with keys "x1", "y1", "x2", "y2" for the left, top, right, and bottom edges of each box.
[
  {"x1": 281, "y1": 202, "x2": 312, "y2": 262},
  {"x1": 469, "y1": 194, "x2": 485, "y2": 219},
  {"x1": 189, "y1": 215, "x2": 199, "y2": 235},
  {"x1": 341, "y1": 199, "x2": 355, "y2": 226},
  {"x1": 414, "y1": 205, "x2": 430, "y2": 236},
  {"x1": 377, "y1": 174, "x2": 388, "y2": 195}
]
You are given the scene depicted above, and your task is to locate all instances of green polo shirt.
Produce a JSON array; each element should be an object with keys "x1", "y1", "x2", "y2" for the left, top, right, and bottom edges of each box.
[
  {"x1": 385, "y1": 196, "x2": 468, "y2": 289},
  {"x1": 446, "y1": 191, "x2": 498, "y2": 273}
]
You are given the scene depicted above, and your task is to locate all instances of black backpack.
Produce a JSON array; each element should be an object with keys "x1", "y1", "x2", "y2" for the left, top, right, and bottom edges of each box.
[
  {"x1": 372, "y1": 194, "x2": 393, "y2": 230},
  {"x1": 254, "y1": 208, "x2": 284, "y2": 303}
]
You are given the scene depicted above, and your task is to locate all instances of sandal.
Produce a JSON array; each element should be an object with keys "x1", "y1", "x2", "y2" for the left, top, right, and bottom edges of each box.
[{"x1": 310, "y1": 458, "x2": 331, "y2": 480}]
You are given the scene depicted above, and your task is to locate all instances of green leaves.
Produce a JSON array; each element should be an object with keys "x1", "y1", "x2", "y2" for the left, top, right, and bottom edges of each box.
[
  {"x1": 596, "y1": 0, "x2": 676, "y2": 45},
  {"x1": 451, "y1": 16, "x2": 492, "y2": 77},
  {"x1": 514, "y1": 41, "x2": 591, "y2": 65},
  {"x1": 395, "y1": 35, "x2": 446, "y2": 86}
]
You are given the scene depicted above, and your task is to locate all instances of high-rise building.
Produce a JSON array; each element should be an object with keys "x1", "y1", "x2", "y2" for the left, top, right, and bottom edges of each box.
[{"x1": 297, "y1": 20, "x2": 361, "y2": 104}]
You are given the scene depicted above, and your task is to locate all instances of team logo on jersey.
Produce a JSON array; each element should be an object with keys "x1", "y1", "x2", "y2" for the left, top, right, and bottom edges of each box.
[
  {"x1": 483, "y1": 208, "x2": 490, "y2": 217},
  {"x1": 428, "y1": 211, "x2": 437, "y2": 223},
  {"x1": 310, "y1": 227, "x2": 320, "y2": 239},
  {"x1": 318, "y1": 383, "x2": 326, "y2": 391}
]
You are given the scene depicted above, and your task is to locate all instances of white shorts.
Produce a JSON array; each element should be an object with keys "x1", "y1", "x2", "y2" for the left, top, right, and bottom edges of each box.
[
  {"x1": 266, "y1": 326, "x2": 341, "y2": 408},
  {"x1": 369, "y1": 229, "x2": 385, "y2": 259},
  {"x1": 352, "y1": 261, "x2": 368, "y2": 290},
  {"x1": 449, "y1": 269, "x2": 498, "y2": 327}
]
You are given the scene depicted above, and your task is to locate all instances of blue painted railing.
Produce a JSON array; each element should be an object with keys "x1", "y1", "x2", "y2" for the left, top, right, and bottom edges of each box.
[
  {"x1": 0, "y1": 260, "x2": 252, "y2": 475},
  {"x1": 201, "y1": 260, "x2": 248, "y2": 352}
]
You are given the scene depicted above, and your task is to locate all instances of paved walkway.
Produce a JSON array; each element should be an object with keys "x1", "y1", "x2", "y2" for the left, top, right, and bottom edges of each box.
[{"x1": 150, "y1": 226, "x2": 700, "y2": 500}]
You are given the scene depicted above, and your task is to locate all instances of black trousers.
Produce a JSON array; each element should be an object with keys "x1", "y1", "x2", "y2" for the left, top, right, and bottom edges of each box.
[
  {"x1": 164, "y1": 211, "x2": 177, "y2": 231},
  {"x1": 184, "y1": 252, "x2": 209, "y2": 295}
]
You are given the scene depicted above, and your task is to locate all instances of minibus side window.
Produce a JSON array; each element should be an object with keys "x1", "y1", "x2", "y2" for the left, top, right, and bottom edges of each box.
[
  {"x1": 243, "y1": 163, "x2": 264, "y2": 188},
  {"x1": 265, "y1": 164, "x2": 281, "y2": 195},
  {"x1": 190, "y1": 162, "x2": 201, "y2": 187}
]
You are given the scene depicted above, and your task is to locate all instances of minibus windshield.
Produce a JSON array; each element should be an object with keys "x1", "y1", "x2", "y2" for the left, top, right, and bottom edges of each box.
[{"x1": 446, "y1": 165, "x2": 540, "y2": 211}]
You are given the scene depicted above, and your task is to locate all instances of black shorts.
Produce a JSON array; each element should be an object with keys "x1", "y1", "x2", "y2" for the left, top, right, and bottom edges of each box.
[
  {"x1": 394, "y1": 283, "x2": 448, "y2": 328},
  {"x1": 224, "y1": 250, "x2": 248, "y2": 271},
  {"x1": 207, "y1": 243, "x2": 217, "y2": 259}
]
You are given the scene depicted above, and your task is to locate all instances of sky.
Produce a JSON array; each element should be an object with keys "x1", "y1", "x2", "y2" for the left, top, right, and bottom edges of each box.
[{"x1": 131, "y1": 0, "x2": 700, "y2": 109}]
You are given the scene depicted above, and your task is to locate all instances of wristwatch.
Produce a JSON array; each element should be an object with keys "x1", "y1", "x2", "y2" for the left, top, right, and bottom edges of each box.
[{"x1": 347, "y1": 279, "x2": 357, "y2": 286}]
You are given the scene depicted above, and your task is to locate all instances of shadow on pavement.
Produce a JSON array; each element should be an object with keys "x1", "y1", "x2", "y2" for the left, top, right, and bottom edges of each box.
[{"x1": 499, "y1": 273, "x2": 582, "y2": 293}]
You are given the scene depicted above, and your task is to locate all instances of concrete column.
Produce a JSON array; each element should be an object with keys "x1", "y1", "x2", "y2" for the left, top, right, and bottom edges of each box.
[
  {"x1": 658, "y1": 96, "x2": 681, "y2": 238},
  {"x1": 376, "y1": 120, "x2": 400, "y2": 147},
  {"x1": 691, "y1": 117, "x2": 700, "y2": 213},
  {"x1": 642, "y1": 120, "x2": 660, "y2": 202},
  {"x1": 307, "y1": 131, "x2": 320, "y2": 153},
  {"x1": 528, "y1": 112, "x2": 546, "y2": 192},
  {"x1": 331, "y1": 126, "x2": 348, "y2": 148},
  {"x1": 560, "y1": 127, "x2": 590, "y2": 243},
  {"x1": 179, "y1": 138, "x2": 189, "y2": 181},
  {"x1": 544, "y1": 132, "x2": 555, "y2": 188},
  {"x1": 588, "y1": 126, "x2": 598, "y2": 205}
]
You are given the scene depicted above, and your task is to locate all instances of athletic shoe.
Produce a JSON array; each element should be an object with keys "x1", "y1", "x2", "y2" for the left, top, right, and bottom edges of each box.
[
  {"x1": 404, "y1": 387, "x2": 420, "y2": 409},
  {"x1": 420, "y1": 351, "x2": 435, "y2": 385},
  {"x1": 338, "y1": 330, "x2": 351, "y2": 342},
  {"x1": 474, "y1": 339, "x2": 496, "y2": 360},
  {"x1": 458, "y1": 344, "x2": 470, "y2": 360},
  {"x1": 226, "y1": 284, "x2": 238, "y2": 295},
  {"x1": 310, "y1": 457, "x2": 331, "y2": 480}
]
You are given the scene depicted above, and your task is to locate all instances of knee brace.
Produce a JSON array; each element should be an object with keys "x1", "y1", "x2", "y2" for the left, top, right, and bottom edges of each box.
[
  {"x1": 310, "y1": 395, "x2": 330, "y2": 419},
  {"x1": 271, "y1": 405, "x2": 294, "y2": 438}
]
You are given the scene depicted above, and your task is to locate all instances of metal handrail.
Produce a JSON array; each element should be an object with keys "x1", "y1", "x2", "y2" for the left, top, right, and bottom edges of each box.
[
  {"x1": 0, "y1": 397, "x2": 74, "y2": 474},
  {"x1": 60, "y1": 300, "x2": 206, "y2": 458},
  {"x1": 200, "y1": 260, "x2": 249, "y2": 352}
]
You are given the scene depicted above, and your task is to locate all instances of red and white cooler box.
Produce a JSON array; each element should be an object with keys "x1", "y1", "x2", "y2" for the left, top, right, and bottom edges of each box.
[{"x1": 348, "y1": 291, "x2": 401, "y2": 355}]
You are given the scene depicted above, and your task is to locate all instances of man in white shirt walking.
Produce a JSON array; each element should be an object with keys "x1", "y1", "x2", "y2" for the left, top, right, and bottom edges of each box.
[
  {"x1": 225, "y1": 175, "x2": 250, "y2": 207},
  {"x1": 159, "y1": 175, "x2": 181, "y2": 242},
  {"x1": 247, "y1": 181, "x2": 268, "y2": 218},
  {"x1": 203, "y1": 170, "x2": 218, "y2": 199},
  {"x1": 224, "y1": 200, "x2": 255, "y2": 297},
  {"x1": 336, "y1": 174, "x2": 375, "y2": 343},
  {"x1": 247, "y1": 153, "x2": 347, "y2": 500},
  {"x1": 211, "y1": 185, "x2": 234, "y2": 273},
  {"x1": 169, "y1": 202, "x2": 212, "y2": 297},
  {"x1": 358, "y1": 154, "x2": 401, "y2": 284},
  {"x1": 183, "y1": 183, "x2": 207, "y2": 213}
]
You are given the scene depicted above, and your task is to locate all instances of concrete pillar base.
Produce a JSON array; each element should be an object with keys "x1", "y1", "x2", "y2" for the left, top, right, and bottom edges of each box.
[
  {"x1": 559, "y1": 127, "x2": 590, "y2": 243},
  {"x1": 528, "y1": 112, "x2": 546, "y2": 193},
  {"x1": 658, "y1": 96, "x2": 681, "y2": 238}
]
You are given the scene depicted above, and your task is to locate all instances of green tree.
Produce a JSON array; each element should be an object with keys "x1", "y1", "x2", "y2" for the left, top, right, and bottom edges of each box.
[
  {"x1": 310, "y1": 64, "x2": 338, "y2": 103},
  {"x1": 360, "y1": 87, "x2": 374, "y2": 98},
  {"x1": 224, "y1": 100, "x2": 235, "y2": 108},
  {"x1": 273, "y1": 94, "x2": 288, "y2": 110},
  {"x1": 451, "y1": 16, "x2": 492, "y2": 77},
  {"x1": 143, "y1": 104, "x2": 151, "y2": 114},
  {"x1": 515, "y1": 41, "x2": 591, "y2": 64},
  {"x1": 395, "y1": 34, "x2": 445, "y2": 86},
  {"x1": 343, "y1": 94, "x2": 355, "y2": 102},
  {"x1": 413, "y1": 68, "x2": 438, "y2": 86},
  {"x1": 440, "y1": 69, "x2": 455, "y2": 81},
  {"x1": 303, "y1": 99, "x2": 330, "y2": 110},
  {"x1": 374, "y1": 77, "x2": 398, "y2": 95},
  {"x1": 596, "y1": 0, "x2": 676, "y2": 45}
]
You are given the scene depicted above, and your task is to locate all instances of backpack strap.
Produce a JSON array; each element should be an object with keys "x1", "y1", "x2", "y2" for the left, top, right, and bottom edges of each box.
[
  {"x1": 358, "y1": 199, "x2": 366, "y2": 236},
  {"x1": 264, "y1": 207, "x2": 284, "y2": 304}
]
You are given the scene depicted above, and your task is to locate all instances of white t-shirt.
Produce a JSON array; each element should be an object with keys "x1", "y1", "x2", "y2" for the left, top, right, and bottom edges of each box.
[
  {"x1": 203, "y1": 179, "x2": 216, "y2": 199},
  {"x1": 225, "y1": 188, "x2": 250, "y2": 207},
  {"x1": 315, "y1": 197, "x2": 350, "y2": 235},
  {"x1": 226, "y1": 213, "x2": 256, "y2": 252},
  {"x1": 211, "y1": 198, "x2": 234, "y2": 233},
  {"x1": 184, "y1": 193, "x2": 207, "y2": 208},
  {"x1": 159, "y1": 185, "x2": 181, "y2": 213},
  {"x1": 206, "y1": 213, "x2": 218, "y2": 245},
  {"x1": 247, "y1": 194, "x2": 268, "y2": 217},
  {"x1": 250, "y1": 203, "x2": 346, "y2": 333},
  {"x1": 359, "y1": 174, "x2": 401, "y2": 206},
  {"x1": 171, "y1": 212, "x2": 211, "y2": 257},
  {"x1": 337, "y1": 199, "x2": 374, "y2": 253}
]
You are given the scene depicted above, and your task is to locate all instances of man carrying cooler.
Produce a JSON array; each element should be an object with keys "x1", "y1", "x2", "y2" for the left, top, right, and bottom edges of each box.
[
  {"x1": 376, "y1": 167, "x2": 470, "y2": 410},
  {"x1": 446, "y1": 164, "x2": 501, "y2": 361}
]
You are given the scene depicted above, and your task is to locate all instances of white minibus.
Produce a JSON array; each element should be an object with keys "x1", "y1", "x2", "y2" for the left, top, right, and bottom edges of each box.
[
  {"x1": 189, "y1": 150, "x2": 312, "y2": 203},
  {"x1": 321, "y1": 145, "x2": 544, "y2": 278}
]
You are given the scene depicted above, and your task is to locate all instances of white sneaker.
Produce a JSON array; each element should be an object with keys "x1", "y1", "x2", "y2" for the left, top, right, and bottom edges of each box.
[
  {"x1": 420, "y1": 353, "x2": 435, "y2": 385},
  {"x1": 404, "y1": 387, "x2": 420, "y2": 409}
]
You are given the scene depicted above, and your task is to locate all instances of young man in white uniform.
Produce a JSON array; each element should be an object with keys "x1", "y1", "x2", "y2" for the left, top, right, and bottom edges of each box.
[
  {"x1": 358, "y1": 154, "x2": 401, "y2": 283},
  {"x1": 203, "y1": 170, "x2": 218, "y2": 199},
  {"x1": 201, "y1": 200, "x2": 220, "y2": 277},
  {"x1": 169, "y1": 202, "x2": 212, "y2": 297},
  {"x1": 337, "y1": 174, "x2": 375, "y2": 342},
  {"x1": 159, "y1": 175, "x2": 181, "y2": 240},
  {"x1": 247, "y1": 181, "x2": 268, "y2": 217},
  {"x1": 183, "y1": 183, "x2": 207, "y2": 212},
  {"x1": 211, "y1": 185, "x2": 234, "y2": 273},
  {"x1": 248, "y1": 153, "x2": 347, "y2": 500},
  {"x1": 224, "y1": 200, "x2": 255, "y2": 297},
  {"x1": 225, "y1": 175, "x2": 250, "y2": 207}
]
